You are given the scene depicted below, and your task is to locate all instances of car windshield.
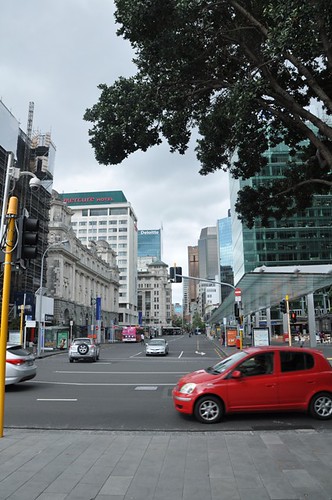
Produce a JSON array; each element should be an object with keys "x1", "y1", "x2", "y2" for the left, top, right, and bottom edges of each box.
[
  {"x1": 148, "y1": 340, "x2": 165, "y2": 345},
  {"x1": 206, "y1": 351, "x2": 248, "y2": 374}
]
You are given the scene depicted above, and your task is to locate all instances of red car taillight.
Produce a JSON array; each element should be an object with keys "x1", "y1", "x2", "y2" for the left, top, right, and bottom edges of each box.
[{"x1": 6, "y1": 359, "x2": 26, "y2": 366}]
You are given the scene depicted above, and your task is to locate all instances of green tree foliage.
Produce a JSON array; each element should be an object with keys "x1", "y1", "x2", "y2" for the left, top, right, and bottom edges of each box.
[{"x1": 84, "y1": 0, "x2": 332, "y2": 227}]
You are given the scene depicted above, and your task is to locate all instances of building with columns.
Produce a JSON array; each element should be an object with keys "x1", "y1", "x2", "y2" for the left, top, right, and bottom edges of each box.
[
  {"x1": 45, "y1": 191, "x2": 120, "y2": 339},
  {"x1": 137, "y1": 260, "x2": 172, "y2": 335}
]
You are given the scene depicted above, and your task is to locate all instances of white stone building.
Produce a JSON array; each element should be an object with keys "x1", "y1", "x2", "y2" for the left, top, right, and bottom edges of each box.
[
  {"x1": 59, "y1": 191, "x2": 138, "y2": 325},
  {"x1": 45, "y1": 192, "x2": 120, "y2": 340}
]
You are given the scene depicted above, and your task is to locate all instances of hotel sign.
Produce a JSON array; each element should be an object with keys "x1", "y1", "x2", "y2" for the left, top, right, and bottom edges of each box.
[{"x1": 60, "y1": 191, "x2": 127, "y2": 205}]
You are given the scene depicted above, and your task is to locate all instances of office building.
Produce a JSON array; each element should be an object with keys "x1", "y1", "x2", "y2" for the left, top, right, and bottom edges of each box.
[
  {"x1": 184, "y1": 246, "x2": 199, "y2": 320},
  {"x1": 217, "y1": 212, "x2": 234, "y2": 302},
  {"x1": 60, "y1": 191, "x2": 138, "y2": 325},
  {"x1": 230, "y1": 143, "x2": 332, "y2": 285},
  {"x1": 0, "y1": 100, "x2": 53, "y2": 317},
  {"x1": 43, "y1": 192, "x2": 120, "y2": 343},
  {"x1": 137, "y1": 260, "x2": 172, "y2": 334},
  {"x1": 198, "y1": 226, "x2": 219, "y2": 280},
  {"x1": 138, "y1": 229, "x2": 161, "y2": 259}
]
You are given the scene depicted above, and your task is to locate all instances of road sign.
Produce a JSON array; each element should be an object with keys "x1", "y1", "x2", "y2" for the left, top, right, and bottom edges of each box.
[{"x1": 235, "y1": 288, "x2": 241, "y2": 302}]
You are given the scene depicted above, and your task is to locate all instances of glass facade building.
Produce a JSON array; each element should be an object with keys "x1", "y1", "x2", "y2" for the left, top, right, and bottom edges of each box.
[
  {"x1": 217, "y1": 214, "x2": 234, "y2": 301},
  {"x1": 138, "y1": 229, "x2": 161, "y2": 260},
  {"x1": 230, "y1": 143, "x2": 332, "y2": 285}
]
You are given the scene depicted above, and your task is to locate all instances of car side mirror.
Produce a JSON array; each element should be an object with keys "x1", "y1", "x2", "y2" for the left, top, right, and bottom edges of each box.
[{"x1": 231, "y1": 370, "x2": 243, "y2": 379}]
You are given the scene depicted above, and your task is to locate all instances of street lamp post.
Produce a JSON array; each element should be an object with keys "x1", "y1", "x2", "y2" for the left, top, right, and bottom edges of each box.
[{"x1": 37, "y1": 240, "x2": 68, "y2": 357}]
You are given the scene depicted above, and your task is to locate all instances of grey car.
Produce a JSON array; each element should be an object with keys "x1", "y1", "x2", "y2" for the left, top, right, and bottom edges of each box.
[
  {"x1": 6, "y1": 344, "x2": 37, "y2": 385},
  {"x1": 68, "y1": 338, "x2": 100, "y2": 362},
  {"x1": 145, "y1": 338, "x2": 169, "y2": 356}
]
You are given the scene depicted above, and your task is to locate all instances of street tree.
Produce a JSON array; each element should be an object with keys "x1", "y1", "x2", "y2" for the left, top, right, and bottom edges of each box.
[{"x1": 84, "y1": 0, "x2": 332, "y2": 227}]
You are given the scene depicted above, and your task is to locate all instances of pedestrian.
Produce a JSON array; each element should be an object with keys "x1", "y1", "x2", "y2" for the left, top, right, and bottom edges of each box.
[
  {"x1": 32, "y1": 336, "x2": 38, "y2": 354},
  {"x1": 299, "y1": 333, "x2": 305, "y2": 348},
  {"x1": 141, "y1": 332, "x2": 145, "y2": 344},
  {"x1": 319, "y1": 331, "x2": 325, "y2": 344}
]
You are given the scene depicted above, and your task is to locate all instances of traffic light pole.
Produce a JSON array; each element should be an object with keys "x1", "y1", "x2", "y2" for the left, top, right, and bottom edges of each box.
[
  {"x1": 178, "y1": 274, "x2": 236, "y2": 289},
  {"x1": 0, "y1": 196, "x2": 18, "y2": 438}
]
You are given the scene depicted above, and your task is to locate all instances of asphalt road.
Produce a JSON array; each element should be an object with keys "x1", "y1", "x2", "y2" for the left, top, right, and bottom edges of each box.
[{"x1": 4, "y1": 335, "x2": 332, "y2": 432}]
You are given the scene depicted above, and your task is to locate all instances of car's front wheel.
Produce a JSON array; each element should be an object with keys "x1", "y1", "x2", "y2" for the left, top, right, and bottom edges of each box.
[
  {"x1": 309, "y1": 392, "x2": 332, "y2": 420},
  {"x1": 69, "y1": 357, "x2": 73, "y2": 363},
  {"x1": 194, "y1": 395, "x2": 224, "y2": 424}
]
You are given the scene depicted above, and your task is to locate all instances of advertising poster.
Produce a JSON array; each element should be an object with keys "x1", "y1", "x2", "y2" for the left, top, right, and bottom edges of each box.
[
  {"x1": 57, "y1": 331, "x2": 68, "y2": 349},
  {"x1": 226, "y1": 328, "x2": 237, "y2": 347}
]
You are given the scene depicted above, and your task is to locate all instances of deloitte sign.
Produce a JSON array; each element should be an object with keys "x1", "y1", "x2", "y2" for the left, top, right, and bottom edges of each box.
[{"x1": 139, "y1": 230, "x2": 160, "y2": 235}]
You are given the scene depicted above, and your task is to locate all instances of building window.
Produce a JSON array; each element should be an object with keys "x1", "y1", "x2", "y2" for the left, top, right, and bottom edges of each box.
[
  {"x1": 82, "y1": 209, "x2": 89, "y2": 216},
  {"x1": 89, "y1": 221, "x2": 97, "y2": 226},
  {"x1": 110, "y1": 208, "x2": 127, "y2": 215},
  {"x1": 90, "y1": 208, "x2": 108, "y2": 216}
]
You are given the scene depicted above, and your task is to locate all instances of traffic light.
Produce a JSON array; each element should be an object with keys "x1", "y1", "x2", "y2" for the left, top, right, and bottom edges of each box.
[
  {"x1": 169, "y1": 266, "x2": 182, "y2": 283},
  {"x1": 234, "y1": 302, "x2": 240, "y2": 321},
  {"x1": 279, "y1": 299, "x2": 287, "y2": 314},
  {"x1": 175, "y1": 266, "x2": 182, "y2": 283},
  {"x1": 169, "y1": 266, "x2": 175, "y2": 282},
  {"x1": 14, "y1": 215, "x2": 39, "y2": 267},
  {"x1": 290, "y1": 311, "x2": 297, "y2": 323}
]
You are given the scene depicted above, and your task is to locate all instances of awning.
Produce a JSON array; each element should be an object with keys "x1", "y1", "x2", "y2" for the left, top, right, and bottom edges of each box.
[{"x1": 210, "y1": 264, "x2": 332, "y2": 322}]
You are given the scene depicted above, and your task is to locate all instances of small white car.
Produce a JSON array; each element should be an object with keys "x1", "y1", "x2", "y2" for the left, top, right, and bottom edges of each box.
[
  {"x1": 145, "y1": 338, "x2": 169, "y2": 356},
  {"x1": 68, "y1": 338, "x2": 100, "y2": 362}
]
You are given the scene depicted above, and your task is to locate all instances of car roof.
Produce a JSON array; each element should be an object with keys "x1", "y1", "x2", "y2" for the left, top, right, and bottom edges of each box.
[{"x1": 242, "y1": 346, "x2": 326, "y2": 357}]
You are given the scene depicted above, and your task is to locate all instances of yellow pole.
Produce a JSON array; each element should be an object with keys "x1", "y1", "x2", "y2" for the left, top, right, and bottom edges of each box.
[
  {"x1": 19, "y1": 305, "x2": 24, "y2": 345},
  {"x1": 0, "y1": 196, "x2": 18, "y2": 438}
]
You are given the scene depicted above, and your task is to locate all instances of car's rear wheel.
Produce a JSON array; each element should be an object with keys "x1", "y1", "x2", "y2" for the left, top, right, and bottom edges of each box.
[
  {"x1": 78, "y1": 343, "x2": 89, "y2": 355},
  {"x1": 309, "y1": 392, "x2": 332, "y2": 420},
  {"x1": 194, "y1": 395, "x2": 224, "y2": 424}
]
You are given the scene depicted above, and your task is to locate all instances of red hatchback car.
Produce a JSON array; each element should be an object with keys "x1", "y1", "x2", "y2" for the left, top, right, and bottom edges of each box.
[{"x1": 172, "y1": 347, "x2": 332, "y2": 424}]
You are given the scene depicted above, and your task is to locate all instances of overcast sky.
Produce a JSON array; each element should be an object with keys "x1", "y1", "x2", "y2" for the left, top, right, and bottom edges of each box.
[{"x1": 0, "y1": 0, "x2": 231, "y2": 303}]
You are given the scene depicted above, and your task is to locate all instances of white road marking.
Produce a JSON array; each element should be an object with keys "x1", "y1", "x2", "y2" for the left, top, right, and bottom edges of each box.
[
  {"x1": 36, "y1": 398, "x2": 77, "y2": 401},
  {"x1": 32, "y1": 381, "x2": 175, "y2": 386},
  {"x1": 178, "y1": 351, "x2": 183, "y2": 358},
  {"x1": 55, "y1": 371, "x2": 187, "y2": 374}
]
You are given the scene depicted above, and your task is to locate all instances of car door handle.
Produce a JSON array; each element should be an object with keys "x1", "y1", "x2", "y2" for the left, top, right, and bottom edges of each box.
[{"x1": 265, "y1": 383, "x2": 277, "y2": 388}]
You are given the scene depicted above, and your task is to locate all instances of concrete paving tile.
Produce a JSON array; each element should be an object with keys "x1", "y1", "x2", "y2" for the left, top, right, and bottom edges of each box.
[
  {"x1": 210, "y1": 476, "x2": 240, "y2": 500},
  {"x1": 110, "y1": 437, "x2": 151, "y2": 476},
  {"x1": 64, "y1": 482, "x2": 102, "y2": 499},
  {"x1": 284, "y1": 468, "x2": 331, "y2": 498},
  {"x1": 99, "y1": 475, "x2": 133, "y2": 496},
  {"x1": 238, "y1": 486, "x2": 271, "y2": 500}
]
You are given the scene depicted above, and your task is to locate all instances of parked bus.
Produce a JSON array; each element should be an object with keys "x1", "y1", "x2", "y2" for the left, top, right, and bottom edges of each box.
[
  {"x1": 161, "y1": 326, "x2": 182, "y2": 335},
  {"x1": 122, "y1": 326, "x2": 144, "y2": 342}
]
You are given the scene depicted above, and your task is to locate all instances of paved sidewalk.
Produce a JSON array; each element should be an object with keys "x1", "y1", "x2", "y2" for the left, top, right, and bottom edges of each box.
[{"x1": 1, "y1": 428, "x2": 332, "y2": 499}]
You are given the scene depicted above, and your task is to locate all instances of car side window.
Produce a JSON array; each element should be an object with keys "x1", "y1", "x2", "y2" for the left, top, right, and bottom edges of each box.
[
  {"x1": 237, "y1": 353, "x2": 274, "y2": 377},
  {"x1": 280, "y1": 352, "x2": 314, "y2": 372}
]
